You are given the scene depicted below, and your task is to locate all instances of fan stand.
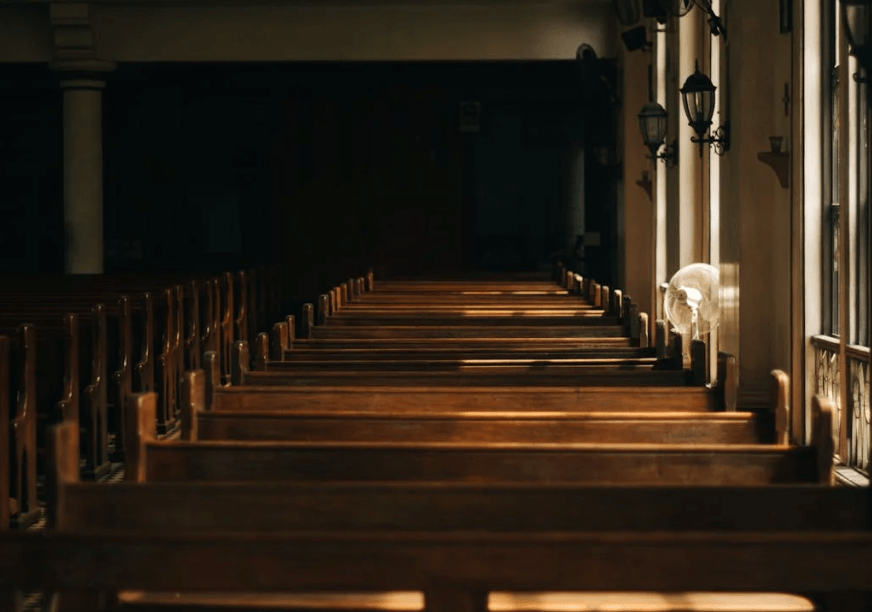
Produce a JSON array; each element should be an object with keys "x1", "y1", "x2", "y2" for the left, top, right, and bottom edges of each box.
[{"x1": 690, "y1": 305, "x2": 701, "y2": 341}]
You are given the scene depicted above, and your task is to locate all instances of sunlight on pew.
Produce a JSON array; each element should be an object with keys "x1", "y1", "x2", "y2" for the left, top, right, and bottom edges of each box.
[
  {"x1": 118, "y1": 591, "x2": 424, "y2": 610},
  {"x1": 459, "y1": 291, "x2": 561, "y2": 295},
  {"x1": 116, "y1": 591, "x2": 815, "y2": 611},
  {"x1": 488, "y1": 592, "x2": 816, "y2": 612},
  {"x1": 457, "y1": 359, "x2": 652, "y2": 365},
  {"x1": 457, "y1": 310, "x2": 603, "y2": 316}
]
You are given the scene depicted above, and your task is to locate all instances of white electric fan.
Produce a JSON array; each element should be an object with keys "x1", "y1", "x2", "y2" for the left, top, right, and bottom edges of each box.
[{"x1": 663, "y1": 263, "x2": 720, "y2": 341}]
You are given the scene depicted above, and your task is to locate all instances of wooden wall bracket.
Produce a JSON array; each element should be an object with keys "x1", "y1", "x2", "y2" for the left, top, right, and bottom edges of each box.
[{"x1": 757, "y1": 151, "x2": 789, "y2": 188}]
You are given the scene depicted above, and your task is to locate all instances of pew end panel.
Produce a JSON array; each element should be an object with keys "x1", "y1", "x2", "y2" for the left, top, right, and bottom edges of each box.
[
  {"x1": 55, "y1": 314, "x2": 80, "y2": 432},
  {"x1": 301, "y1": 303, "x2": 314, "y2": 339},
  {"x1": 231, "y1": 341, "x2": 250, "y2": 387},
  {"x1": 690, "y1": 339, "x2": 707, "y2": 387},
  {"x1": 715, "y1": 352, "x2": 739, "y2": 412},
  {"x1": 638, "y1": 313, "x2": 649, "y2": 348},
  {"x1": 45, "y1": 419, "x2": 80, "y2": 530},
  {"x1": 9, "y1": 324, "x2": 38, "y2": 530},
  {"x1": 123, "y1": 392, "x2": 158, "y2": 484},
  {"x1": 133, "y1": 292, "x2": 155, "y2": 396},
  {"x1": 655, "y1": 320, "x2": 668, "y2": 361},
  {"x1": 109, "y1": 296, "x2": 133, "y2": 462},
  {"x1": 812, "y1": 394, "x2": 837, "y2": 485},
  {"x1": 629, "y1": 302, "x2": 640, "y2": 344},
  {"x1": 330, "y1": 287, "x2": 339, "y2": 315},
  {"x1": 253, "y1": 332, "x2": 269, "y2": 372},
  {"x1": 180, "y1": 370, "x2": 206, "y2": 442},
  {"x1": 80, "y1": 304, "x2": 110, "y2": 481},
  {"x1": 285, "y1": 315, "x2": 295, "y2": 349},
  {"x1": 771, "y1": 369, "x2": 791, "y2": 445},
  {"x1": 270, "y1": 322, "x2": 288, "y2": 361},
  {"x1": 318, "y1": 294, "x2": 330, "y2": 326},
  {"x1": 204, "y1": 350, "x2": 220, "y2": 412},
  {"x1": 235, "y1": 271, "x2": 249, "y2": 355}
]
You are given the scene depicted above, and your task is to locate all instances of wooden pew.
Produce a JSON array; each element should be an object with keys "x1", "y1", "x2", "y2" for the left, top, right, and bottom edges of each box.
[
  {"x1": 306, "y1": 324, "x2": 630, "y2": 339},
  {"x1": 289, "y1": 336, "x2": 640, "y2": 349},
  {"x1": 3, "y1": 528, "x2": 871, "y2": 610},
  {"x1": 131, "y1": 386, "x2": 832, "y2": 486},
  {"x1": 185, "y1": 356, "x2": 773, "y2": 445},
  {"x1": 198, "y1": 352, "x2": 752, "y2": 438},
  {"x1": 0, "y1": 270, "x2": 250, "y2": 478},
  {"x1": 4, "y1": 528, "x2": 870, "y2": 611},
  {"x1": 208, "y1": 382, "x2": 715, "y2": 412},
  {"x1": 209, "y1": 348, "x2": 716, "y2": 415},
  {"x1": 296, "y1": 285, "x2": 651, "y2": 348},
  {"x1": 139, "y1": 440, "x2": 826, "y2": 485},
  {"x1": 0, "y1": 327, "x2": 39, "y2": 530},
  {"x1": 1, "y1": 302, "x2": 128, "y2": 479},
  {"x1": 279, "y1": 346, "x2": 657, "y2": 361},
  {"x1": 234, "y1": 342, "x2": 691, "y2": 387},
  {"x1": 0, "y1": 399, "x2": 866, "y2": 612},
  {"x1": 189, "y1": 406, "x2": 773, "y2": 445}
]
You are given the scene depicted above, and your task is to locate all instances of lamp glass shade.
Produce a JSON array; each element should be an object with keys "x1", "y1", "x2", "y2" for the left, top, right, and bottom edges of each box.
[
  {"x1": 680, "y1": 63, "x2": 716, "y2": 137},
  {"x1": 638, "y1": 101, "x2": 669, "y2": 152},
  {"x1": 843, "y1": 0, "x2": 872, "y2": 49},
  {"x1": 656, "y1": 0, "x2": 694, "y2": 16}
]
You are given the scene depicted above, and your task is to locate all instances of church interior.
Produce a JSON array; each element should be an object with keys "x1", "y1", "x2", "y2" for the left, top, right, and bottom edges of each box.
[{"x1": 0, "y1": 0, "x2": 870, "y2": 609}]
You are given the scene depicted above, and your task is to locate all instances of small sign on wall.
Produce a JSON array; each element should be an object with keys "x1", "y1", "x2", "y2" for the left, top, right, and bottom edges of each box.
[{"x1": 460, "y1": 101, "x2": 481, "y2": 132}]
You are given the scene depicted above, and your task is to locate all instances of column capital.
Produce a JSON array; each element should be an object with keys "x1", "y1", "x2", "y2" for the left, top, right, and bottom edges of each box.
[{"x1": 50, "y1": 59, "x2": 116, "y2": 89}]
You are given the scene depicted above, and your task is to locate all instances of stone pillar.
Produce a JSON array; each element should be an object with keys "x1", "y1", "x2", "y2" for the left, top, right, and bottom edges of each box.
[{"x1": 54, "y1": 62, "x2": 114, "y2": 274}]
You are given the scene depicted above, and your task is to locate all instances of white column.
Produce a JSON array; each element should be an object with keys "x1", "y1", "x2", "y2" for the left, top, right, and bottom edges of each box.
[
  {"x1": 57, "y1": 66, "x2": 113, "y2": 274},
  {"x1": 677, "y1": 11, "x2": 704, "y2": 268}
]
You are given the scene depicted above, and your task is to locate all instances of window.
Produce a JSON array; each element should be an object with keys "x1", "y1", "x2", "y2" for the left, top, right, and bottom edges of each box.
[{"x1": 813, "y1": 0, "x2": 870, "y2": 478}]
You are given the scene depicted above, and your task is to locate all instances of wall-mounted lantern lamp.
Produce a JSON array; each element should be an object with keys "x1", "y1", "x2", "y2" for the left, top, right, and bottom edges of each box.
[
  {"x1": 680, "y1": 61, "x2": 730, "y2": 157},
  {"x1": 842, "y1": 0, "x2": 872, "y2": 80},
  {"x1": 656, "y1": 0, "x2": 726, "y2": 37},
  {"x1": 638, "y1": 100, "x2": 677, "y2": 166}
]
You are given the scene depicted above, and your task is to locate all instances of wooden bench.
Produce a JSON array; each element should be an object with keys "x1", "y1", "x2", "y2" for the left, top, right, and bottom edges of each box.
[
  {"x1": 190, "y1": 409, "x2": 772, "y2": 445},
  {"x1": 0, "y1": 268, "x2": 281, "y2": 534},
  {"x1": 128, "y1": 384, "x2": 832, "y2": 486},
  {"x1": 0, "y1": 398, "x2": 865, "y2": 611},
  {"x1": 3, "y1": 527, "x2": 870, "y2": 612},
  {"x1": 4, "y1": 527, "x2": 869, "y2": 612},
  {"x1": 210, "y1": 345, "x2": 719, "y2": 415},
  {"x1": 187, "y1": 362, "x2": 774, "y2": 447},
  {"x1": 208, "y1": 384, "x2": 716, "y2": 412},
  {"x1": 232, "y1": 339, "x2": 692, "y2": 387}
]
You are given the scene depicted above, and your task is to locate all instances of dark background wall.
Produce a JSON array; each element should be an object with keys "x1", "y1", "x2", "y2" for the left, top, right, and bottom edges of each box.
[{"x1": 0, "y1": 61, "x2": 617, "y2": 298}]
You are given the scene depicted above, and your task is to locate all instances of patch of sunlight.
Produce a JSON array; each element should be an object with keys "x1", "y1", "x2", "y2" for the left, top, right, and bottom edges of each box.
[
  {"x1": 118, "y1": 591, "x2": 424, "y2": 610},
  {"x1": 489, "y1": 592, "x2": 815, "y2": 612},
  {"x1": 460, "y1": 291, "x2": 558, "y2": 296},
  {"x1": 458, "y1": 310, "x2": 602, "y2": 317}
]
